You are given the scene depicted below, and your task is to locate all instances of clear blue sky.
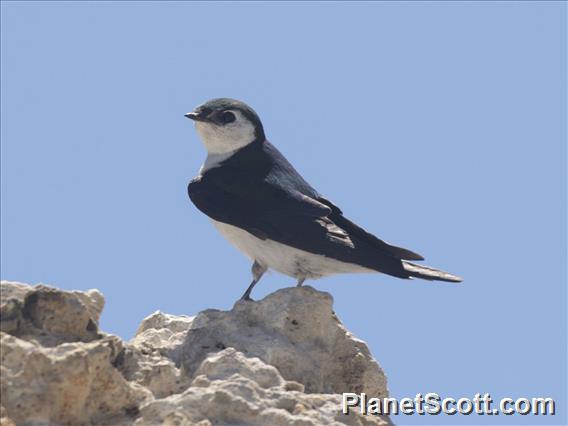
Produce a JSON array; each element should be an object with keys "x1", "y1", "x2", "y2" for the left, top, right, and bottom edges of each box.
[{"x1": 1, "y1": 2, "x2": 565, "y2": 424}]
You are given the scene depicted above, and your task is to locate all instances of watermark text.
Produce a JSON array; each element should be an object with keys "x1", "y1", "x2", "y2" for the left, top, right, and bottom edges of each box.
[{"x1": 342, "y1": 393, "x2": 556, "y2": 416}]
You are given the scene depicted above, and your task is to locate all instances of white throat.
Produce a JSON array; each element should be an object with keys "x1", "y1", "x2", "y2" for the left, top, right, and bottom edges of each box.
[
  {"x1": 195, "y1": 110, "x2": 256, "y2": 155},
  {"x1": 199, "y1": 150, "x2": 237, "y2": 174}
]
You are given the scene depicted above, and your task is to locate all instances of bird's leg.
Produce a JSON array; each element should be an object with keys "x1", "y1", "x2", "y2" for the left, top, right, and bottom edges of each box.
[
  {"x1": 240, "y1": 261, "x2": 267, "y2": 301},
  {"x1": 296, "y1": 277, "x2": 306, "y2": 287}
]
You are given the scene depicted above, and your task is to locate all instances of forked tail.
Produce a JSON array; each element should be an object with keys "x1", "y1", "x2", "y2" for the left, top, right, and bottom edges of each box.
[{"x1": 402, "y1": 261, "x2": 462, "y2": 283}]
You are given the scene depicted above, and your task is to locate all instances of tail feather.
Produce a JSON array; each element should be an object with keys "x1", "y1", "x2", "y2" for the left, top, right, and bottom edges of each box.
[{"x1": 402, "y1": 261, "x2": 462, "y2": 283}]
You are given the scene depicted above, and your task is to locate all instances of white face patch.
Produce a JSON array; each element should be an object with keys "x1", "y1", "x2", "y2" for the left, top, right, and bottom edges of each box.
[{"x1": 195, "y1": 110, "x2": 256, "y2": 155}]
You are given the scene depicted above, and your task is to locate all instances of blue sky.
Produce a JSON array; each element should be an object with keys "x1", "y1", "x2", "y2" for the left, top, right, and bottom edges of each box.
[{"x1": 1, "y1": 2, "x2": 565, "y2": 424}]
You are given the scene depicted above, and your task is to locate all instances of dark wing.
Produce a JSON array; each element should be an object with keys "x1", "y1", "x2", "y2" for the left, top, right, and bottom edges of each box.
[
  {"x1": 317, "y1": 196, "x2": 424, "y2": 261},
  {"x1": 187, "y1": 173, "x2": 336, "y2": 242},
  {"x1": 188, "y1": 174, "x2": 362, "y2": 250},
  {"x1": 188, "y1": 171, "x2": 412, "y2": 277}
]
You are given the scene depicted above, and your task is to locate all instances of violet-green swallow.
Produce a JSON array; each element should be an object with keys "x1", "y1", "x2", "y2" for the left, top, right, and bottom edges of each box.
[{"x1": 186, "y1": 98, "x2": 461, "y2": 300}]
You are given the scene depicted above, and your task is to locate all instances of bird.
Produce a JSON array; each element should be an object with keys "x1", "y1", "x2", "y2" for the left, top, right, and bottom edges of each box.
[{"x1": 185, "y1": 98, "x2": 462, "y2": 301}]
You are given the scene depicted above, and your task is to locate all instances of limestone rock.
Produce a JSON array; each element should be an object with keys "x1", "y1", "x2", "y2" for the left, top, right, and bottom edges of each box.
[
  {"x1": 137, "y1": 347, "x2": 388, "y2": 426},
  {"x1": 0, "y1": 332, "x2": 151, "y2": 425},
  {"x1": 114, "y1": 311, "x2": 195, "y2": 398},
  {"x1": 0, "y1": 281, "x2": 103, "y2": 346},
  {"x1": 1, "y1": 281, "x2": 389, "y2": 425},
  {"x1": 180, "y1": 286, "x2": 387, "y2": 397},
  {"x1": 133, "y1": 310, "x2": 194, "y2": 363},
  {"x1": 0, "y1": 281, "x2": 28, "y2": 335}
]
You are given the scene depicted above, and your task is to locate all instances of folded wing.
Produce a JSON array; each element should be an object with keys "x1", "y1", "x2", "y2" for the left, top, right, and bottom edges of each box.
[{"x1": 188, "y1": 169, "x2": 414, "y2": 278}]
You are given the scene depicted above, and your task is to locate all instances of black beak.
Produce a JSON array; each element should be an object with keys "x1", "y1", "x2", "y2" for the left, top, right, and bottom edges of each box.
[{"x1": 184, "y1": 111, "x2": 208, "y2": 122}]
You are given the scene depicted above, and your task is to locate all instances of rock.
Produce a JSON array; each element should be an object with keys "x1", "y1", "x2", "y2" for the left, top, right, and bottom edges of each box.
[
  {"x1": 137, "y1": 348, "x2": 389, "y2": 426},
  {"x1": 133, "y1": 310, "x2": 194, "y2": 363},
  {"x1": 116, "y1": 311, "x2": 195, "y2": 398},
  {"x1": 0, "y1": 281, "x2": 103, "y2": 346},
  {"x1": 0, "y1": 282, "x2": 27, "y2": 335},
  {"x1": 180, "y1": 286, "x2": 387, "y2": 397},
  {"x1": 0, "y1": 332, "x2": 151, "y2": 425},
  {"x1": 0, "y1": 281, "x2": 390, "y2": 425}
]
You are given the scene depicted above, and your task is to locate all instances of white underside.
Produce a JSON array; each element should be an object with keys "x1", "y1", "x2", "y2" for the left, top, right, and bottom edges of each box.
[{"x1": 211, "y1": 220, "x2": 374, "y2": 280}]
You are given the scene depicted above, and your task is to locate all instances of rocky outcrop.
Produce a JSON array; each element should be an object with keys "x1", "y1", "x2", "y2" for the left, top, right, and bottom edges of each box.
[
  {"x1": 179, "y1": 286, "x2": 387, "y2": 398},
  {"x1": 0, "y1": 281, "x2": 389, "y2": 425}
]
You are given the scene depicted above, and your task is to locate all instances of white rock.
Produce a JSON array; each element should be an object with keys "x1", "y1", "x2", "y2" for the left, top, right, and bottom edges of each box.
[
  {"x1": 0, "y1": 332, "x2": 151, "y2": 425},
  {"x1": 132, "y1": 310, "x2": 193, "y2": 362},
  {"x1": 116, "y1": 311, "x2": 195, "y2": 398},
  {"x1": 136, "y1": 348, "x2": 389, "y2": 426},
  {"x1": 195, "y1": 347, "x2": 287, "y2": 389},
  {"x1": 180, "y1": 286, "x2": 388, "y2": 397},
  {"x1": 1, "y1": 281, "x2": 391, "y2": 425}
]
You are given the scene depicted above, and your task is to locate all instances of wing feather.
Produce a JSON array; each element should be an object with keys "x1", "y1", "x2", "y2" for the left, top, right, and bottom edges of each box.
[{"x1": 316, "y1": 196, "x2": 424, "y2": 261}]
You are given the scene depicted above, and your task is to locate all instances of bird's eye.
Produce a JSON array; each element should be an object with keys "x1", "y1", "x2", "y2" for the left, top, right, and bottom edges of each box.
[{"x1": 220, "y1": 111, "x2": 236, "y2": 124}]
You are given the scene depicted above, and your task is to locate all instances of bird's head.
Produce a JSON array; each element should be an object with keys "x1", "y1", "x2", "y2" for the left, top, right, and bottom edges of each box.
[{"x1": 185, "y1": 98, "x2": 265, "y2": 155}]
